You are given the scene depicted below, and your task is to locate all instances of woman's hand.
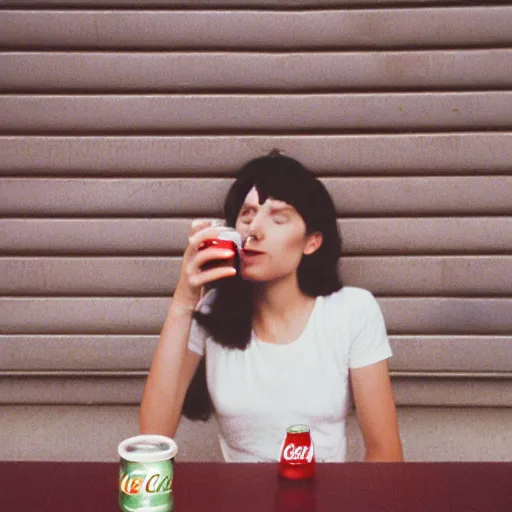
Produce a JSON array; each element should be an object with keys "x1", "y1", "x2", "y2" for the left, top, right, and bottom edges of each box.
[{"x1": 173, "y1": 219, "x2": 238, "y2": 311}]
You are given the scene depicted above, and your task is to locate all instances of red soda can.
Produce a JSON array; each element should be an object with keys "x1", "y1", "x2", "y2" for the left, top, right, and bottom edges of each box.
[
  {"x1": 198, "y1": 228, "x2": 241, "y2": 272},
  {"x1": 279, "y1": 424, "x2": 315, "y2": 480}
]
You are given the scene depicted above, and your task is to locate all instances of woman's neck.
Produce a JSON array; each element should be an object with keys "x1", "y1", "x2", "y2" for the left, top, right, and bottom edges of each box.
[{"x1": 251, "y1": 276, "x2": 316, "y2": 344}]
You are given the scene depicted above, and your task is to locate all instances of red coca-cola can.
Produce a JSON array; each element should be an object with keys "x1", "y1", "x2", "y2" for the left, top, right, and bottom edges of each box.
[
  {"x1": 279, "y1": 424, "x2": 315, "y2": 480},
  {"x1": 198, "y1": 229, "x2": 242, "y2": 272}
]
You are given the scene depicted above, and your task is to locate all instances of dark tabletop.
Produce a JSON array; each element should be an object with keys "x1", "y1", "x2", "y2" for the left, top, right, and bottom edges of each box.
[{"x1": 2, "y1": 461, "x2": 512, "y2": 512}]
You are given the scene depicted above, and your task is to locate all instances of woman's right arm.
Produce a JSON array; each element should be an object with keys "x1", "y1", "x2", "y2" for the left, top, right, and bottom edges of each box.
[
  {"x1": 139, "y1": 221, "x2": 237, "y2": 437},
  {"x1": 139, "y1": 304, "x2": 202, "y2": 437}
]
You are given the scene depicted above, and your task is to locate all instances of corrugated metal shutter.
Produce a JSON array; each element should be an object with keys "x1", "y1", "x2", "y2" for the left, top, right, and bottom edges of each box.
[{"x1": 1, "y1": 1, "x2": 511, "y2": 461}]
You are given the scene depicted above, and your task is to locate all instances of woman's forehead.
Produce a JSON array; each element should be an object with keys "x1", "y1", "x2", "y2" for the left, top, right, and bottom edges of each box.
[{"x1": 243, "y1": 186, "x2": 291, "y2": 209}]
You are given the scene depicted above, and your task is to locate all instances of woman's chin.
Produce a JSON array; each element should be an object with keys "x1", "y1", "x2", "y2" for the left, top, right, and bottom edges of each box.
[
  {"x1": 240, "y1": 272, "x2": 262, "y2": 282},
  {"x1": 240, "y1": 268, "x2": 268, "y2": 282}
]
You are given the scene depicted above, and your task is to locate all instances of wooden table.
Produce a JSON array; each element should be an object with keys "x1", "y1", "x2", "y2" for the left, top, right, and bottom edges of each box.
[{"x1": 2, "y1": 461, "x2": 511, "y2": 511}]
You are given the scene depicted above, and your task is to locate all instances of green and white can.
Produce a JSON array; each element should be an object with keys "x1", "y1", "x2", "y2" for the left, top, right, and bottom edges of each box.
[{"x1": 118, "y1": 434, "x2": 178, "y2": 512}]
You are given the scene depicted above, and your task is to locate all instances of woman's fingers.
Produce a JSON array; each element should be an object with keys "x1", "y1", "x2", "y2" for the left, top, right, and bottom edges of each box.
[
  {"x1": 182, "y1": 218, "x2": 239, "y2": 289},
  {"x1": 191, "y1": 246, "x2": 235, "y2": 269},
  {"x1": 189, "y1": 265, "x2": 237, "y2": 288},
  {"x1": 185, "y1": 246, "x2": 236, "y2": 287}
]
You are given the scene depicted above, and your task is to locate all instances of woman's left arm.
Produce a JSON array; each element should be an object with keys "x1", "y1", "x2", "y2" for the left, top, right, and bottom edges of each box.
[{"x1": 350, "y1": 359, "x2": 404, "y2": 462}]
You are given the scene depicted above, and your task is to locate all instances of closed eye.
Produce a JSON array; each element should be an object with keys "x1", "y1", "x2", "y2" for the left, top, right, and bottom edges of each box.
[
  {"x1": 238, "y1": 214, "x2": 253, "y2": 224},
  {"x1": 273, "y1": 214, "x2": 290, "y2": 224}
]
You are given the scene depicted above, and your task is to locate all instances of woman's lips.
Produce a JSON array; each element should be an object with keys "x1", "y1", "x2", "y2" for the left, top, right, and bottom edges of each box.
[{"x1": 241, "y1": 247, "x2": 265, "y2": 260}]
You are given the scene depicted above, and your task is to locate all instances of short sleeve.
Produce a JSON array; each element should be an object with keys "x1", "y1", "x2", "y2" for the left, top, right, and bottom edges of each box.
[
  {"x1": 187, "y1": 290, "x2": 216, "y2": 356},
  {"x1": 348, "y1": 289, "x2": 392, "y2": 369}
]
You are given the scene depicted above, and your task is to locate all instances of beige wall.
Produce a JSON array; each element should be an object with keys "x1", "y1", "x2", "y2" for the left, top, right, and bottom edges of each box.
[
  {"x1": 1, "y1": 1, "x2": 511, "y2": 462},
  {"x1": 3, "y1": 406, "x2": 512, "y2": 462}
]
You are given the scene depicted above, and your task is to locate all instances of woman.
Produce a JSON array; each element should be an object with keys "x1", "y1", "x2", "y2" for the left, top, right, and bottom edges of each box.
[{"x1": 140, "y1": 152, "x2": 403, "y2": 462}]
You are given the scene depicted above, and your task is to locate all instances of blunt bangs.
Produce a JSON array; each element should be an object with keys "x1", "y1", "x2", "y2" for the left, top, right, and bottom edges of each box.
[{"x1": 224, "y1": 154, "x2": 325, "y2": 232}]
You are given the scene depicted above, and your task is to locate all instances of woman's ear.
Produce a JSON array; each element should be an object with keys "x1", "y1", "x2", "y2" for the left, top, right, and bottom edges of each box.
[{"x1": 303, "y1": 232, "x2": 323, "y2": 256}]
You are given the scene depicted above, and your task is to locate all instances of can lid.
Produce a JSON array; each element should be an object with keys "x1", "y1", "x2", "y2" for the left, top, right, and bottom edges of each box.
[
  {"x1": 118, "y1": 435, "x2": 178, "y2": 463},
  {"x1": 217, "y1": 229, "x2": 242, "y2": 249},
  {"x1": 286, "y1": 424, "x2": 310, "y2": 434}
]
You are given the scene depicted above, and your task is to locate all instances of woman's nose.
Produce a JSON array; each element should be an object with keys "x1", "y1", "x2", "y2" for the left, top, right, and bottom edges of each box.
[{"x1": 248, "y1": 213, "x2": 264, "y2": 241}]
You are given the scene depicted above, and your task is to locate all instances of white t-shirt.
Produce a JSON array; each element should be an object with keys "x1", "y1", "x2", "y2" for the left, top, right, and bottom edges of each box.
[{"x1": 188, "y1": 286, "x2": 392, "y2": 463}]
